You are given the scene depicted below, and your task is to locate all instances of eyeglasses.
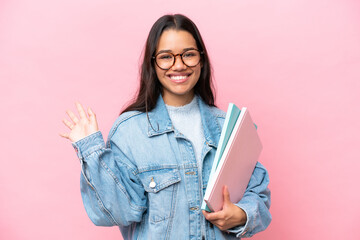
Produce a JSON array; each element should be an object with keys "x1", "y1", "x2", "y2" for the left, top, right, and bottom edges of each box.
[{"x1": 153, "y1": 49, "x2": 203, "y2": 70}]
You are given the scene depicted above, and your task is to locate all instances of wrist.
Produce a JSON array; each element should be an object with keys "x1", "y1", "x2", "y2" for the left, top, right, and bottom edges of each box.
[{"x1": 235, "y1": 206, "x2": 247, "y2": 226}]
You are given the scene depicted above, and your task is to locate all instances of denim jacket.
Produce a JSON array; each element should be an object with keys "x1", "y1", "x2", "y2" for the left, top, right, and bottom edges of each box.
[{"x1": 72, "y1": 95, "x2": 271, "y2": 240}]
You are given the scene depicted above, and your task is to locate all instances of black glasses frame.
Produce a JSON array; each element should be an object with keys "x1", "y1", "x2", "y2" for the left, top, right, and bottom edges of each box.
[{"x1": 153, "y1": 49, "x2": 204, "y2": 70}]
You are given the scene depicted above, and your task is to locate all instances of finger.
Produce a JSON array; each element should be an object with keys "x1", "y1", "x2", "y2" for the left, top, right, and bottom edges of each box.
[
  {"x1": 223, "y1": 185, "x2": 231, "y2": 206},
  {"x1": 203, "y1": 210, "x2": 223, "y2": 221},
  {"x1": 59, "y1": 132, "x2": 69, "y2": 139},
  {"x1": 66, "y1": 110, "x2": 79, "y2": 123},
  {"x1": 62, "y1": 118, "x2": 74, "y2": 130},
  {"x1": 202, "y1": 210, "x2": 210, "y2": 218},
  {"x1": 76, "y1": 102, "x2": 88, "y2": 120},
  {"x1": 203, "y1": 210, "x2": 219, "y2": 221},
  {"x1": 88, "y1": 107, "x2": 96, "y2": 121}
]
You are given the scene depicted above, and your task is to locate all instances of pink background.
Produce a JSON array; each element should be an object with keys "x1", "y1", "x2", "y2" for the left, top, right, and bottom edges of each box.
[{"x1": 1, "y1": 0, "x2": 360, "y2": 239}]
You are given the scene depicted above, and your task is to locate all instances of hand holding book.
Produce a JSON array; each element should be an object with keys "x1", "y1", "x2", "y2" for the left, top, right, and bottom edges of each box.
[{"x1": 202, "y1": 185, "x2": 247, "y2": 231}]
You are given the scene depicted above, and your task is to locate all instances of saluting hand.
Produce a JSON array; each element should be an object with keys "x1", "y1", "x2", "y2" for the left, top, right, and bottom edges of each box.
[
  {"x1": 202, "y1": 185, "x2": 247, "y2": 231},
  {"x1": 60, "y1": 102, "x2": 99, "y2": 142}
]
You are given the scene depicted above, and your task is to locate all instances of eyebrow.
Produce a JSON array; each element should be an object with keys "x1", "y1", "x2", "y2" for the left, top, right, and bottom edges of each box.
[{"x1": 156, "y1": 47, "x2": 197, "y2": 55}]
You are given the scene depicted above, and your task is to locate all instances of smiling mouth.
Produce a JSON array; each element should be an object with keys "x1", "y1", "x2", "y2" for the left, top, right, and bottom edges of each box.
[
  {"x1": 168, "y1": 73, "x2": 192, "y2": 82},
  {"x1": 170, "y1": 75, "x2": 188, "y2": 80}
]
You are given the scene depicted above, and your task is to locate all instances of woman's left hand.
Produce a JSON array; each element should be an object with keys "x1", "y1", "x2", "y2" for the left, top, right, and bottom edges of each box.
[{"x1": 202, "y1": 186, "x2": 247, "y2": 231}]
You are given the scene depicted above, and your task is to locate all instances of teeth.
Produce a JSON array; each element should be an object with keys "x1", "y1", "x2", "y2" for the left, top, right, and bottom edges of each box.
[{"x1": 170, "y1": 75, "x2": 187, "y2": 80}]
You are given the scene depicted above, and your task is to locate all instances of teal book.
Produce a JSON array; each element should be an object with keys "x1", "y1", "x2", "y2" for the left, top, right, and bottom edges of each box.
[{"x1": 201, "y1": 103, "x2": 241, "y2": 211}]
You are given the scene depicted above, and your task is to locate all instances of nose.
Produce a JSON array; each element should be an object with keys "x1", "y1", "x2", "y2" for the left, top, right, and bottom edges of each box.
[{"x1": 171, "y1": 55, "x2": 187, "y2": 70}]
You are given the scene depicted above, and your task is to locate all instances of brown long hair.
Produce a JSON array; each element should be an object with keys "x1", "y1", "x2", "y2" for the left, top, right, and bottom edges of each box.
[{"x1": 121, "y1": 14, "x2": 216, "y2": 114}]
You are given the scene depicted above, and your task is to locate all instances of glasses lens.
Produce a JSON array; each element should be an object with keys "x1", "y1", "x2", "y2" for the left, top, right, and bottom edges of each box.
[
  {"x1": 156, "y1": 53, "x2": 174, "y2": 70},
  {"x1": 182, "y1": 50, "x2": 201, "y2": 67}
]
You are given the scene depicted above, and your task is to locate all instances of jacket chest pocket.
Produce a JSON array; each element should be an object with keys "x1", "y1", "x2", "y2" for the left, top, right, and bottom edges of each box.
[{"x1": 138, "y1": 167, "x2": 181, "y2": 223}]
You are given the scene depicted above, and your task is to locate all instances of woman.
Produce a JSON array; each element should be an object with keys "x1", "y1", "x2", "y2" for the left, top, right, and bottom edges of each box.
[{"x1": 60, "y1": 14, "x2": 271, "y2": 239}]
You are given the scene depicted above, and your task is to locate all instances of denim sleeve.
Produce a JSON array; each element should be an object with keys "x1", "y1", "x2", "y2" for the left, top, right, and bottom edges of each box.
[
  {"x1": 72, "y1": 131, "x2": 147, "y2": 227},
  {"x1": 227, "y1": 162, "x2": 272, "y2": 238}
]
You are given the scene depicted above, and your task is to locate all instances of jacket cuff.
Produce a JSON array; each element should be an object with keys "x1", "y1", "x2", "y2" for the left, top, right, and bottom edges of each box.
[{"x1": 71, "y1": 131, "x2": 105, "y2": 160}]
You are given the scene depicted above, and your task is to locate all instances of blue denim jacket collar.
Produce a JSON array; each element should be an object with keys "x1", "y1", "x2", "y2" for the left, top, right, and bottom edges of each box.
[{"x1": 147, "y1": 95, "x2": 222, "y2": 148}]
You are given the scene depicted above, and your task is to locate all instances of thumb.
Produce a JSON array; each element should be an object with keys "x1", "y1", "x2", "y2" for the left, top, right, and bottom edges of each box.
[{"x1": 222, "y1": 185, "x2": 231, "y2": 207}]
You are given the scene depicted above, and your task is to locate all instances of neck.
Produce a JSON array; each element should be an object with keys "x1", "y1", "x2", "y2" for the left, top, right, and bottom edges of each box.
[{"x1": 162, "y1": 92, "x2": 195, "y2": 107}]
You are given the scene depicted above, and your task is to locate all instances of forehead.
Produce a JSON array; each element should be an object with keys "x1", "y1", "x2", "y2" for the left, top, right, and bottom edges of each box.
[{"x1": 156, "y1": 29, "x2": 197, "y2": 52}]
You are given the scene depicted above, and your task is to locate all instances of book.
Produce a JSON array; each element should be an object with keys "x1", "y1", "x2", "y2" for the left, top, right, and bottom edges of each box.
[
  {"x1": 202, "y1": 104, "x2": 262, "y2": 212},
  {"x1": 201, "y1": 103, "x2": 241, "y2": 212}
]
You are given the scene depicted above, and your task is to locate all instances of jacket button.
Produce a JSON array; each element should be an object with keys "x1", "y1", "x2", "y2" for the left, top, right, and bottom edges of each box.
[
  {"x1": 189, "y1": 207, "x2": 199, "y2": 211},
  {"x1": 149, "y1": 177, "x2": 156, "y2": 189}
]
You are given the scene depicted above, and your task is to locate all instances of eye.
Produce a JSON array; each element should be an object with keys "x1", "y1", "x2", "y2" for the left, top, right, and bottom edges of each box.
[
  {"x1": 183, "y1": 51, "x2": 197, "y2": 58},
  {"x1": 157, "y1": 53, "x2": 173, "y2": 60}
]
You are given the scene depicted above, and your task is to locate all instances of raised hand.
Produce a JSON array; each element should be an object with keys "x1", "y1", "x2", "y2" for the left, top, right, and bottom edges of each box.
[{"x1": 60, "y1": 102, "x2": 99, "y2": 142}]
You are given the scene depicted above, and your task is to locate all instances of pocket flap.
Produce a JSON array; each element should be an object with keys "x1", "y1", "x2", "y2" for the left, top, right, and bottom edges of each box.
[{"x1": 138, "y1": 167, "x2": 181, "y2": 193}]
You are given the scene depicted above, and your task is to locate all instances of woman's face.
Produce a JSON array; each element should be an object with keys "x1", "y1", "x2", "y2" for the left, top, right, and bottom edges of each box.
[{"x1": 154, "y1": 29, "x2": 202, "y2": 106}]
